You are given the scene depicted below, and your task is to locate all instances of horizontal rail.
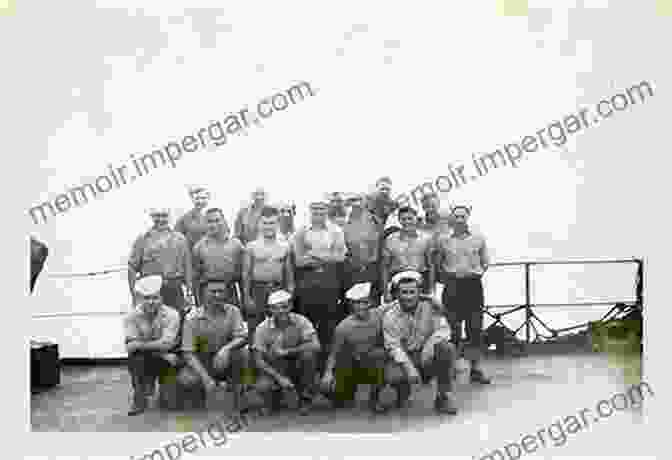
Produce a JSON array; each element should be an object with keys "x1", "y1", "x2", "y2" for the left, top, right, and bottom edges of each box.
[
  {"x1": 485, "y1": 301, "x2": 636, "y2": 309},
  {"x1": 490, "y1": 258, "x2": 640, "y2": 267},
  {"x1": 32, "y1": 311, "x2": 127, "y2": 319}
]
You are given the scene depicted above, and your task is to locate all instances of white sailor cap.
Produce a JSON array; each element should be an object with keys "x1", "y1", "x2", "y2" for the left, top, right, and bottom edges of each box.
[
  {"x1": 135, "y1": 275, "x2": 163, "y2": 296},
  {"x1": 267, "y1": 290, "x2": 292, "y2": 307},
  {"x1": 346, "y1": 282, "x2": 372, "y2": 301},
  {"x1": 450, "y1": 204, "x2": 472, "y2": 215},
  {"x1": 391, "y1": 270, "x2": 423, "y2": 286}
]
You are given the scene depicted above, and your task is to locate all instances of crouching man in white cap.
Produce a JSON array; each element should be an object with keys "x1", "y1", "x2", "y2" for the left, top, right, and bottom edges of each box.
[
  {"x1": 251, "y1": 290, "x2": 321, "y2": 416},
  {"x1": 383, "y1": 270, "x2": 458, "y2": 414},
  {"x1": 175, "y1": 280, "x2": 251, "y2": 414},
  {"x1": 123, "y1": 275, "x2": 181, "y2": 416},
  {"x1": 320, "y1": 282, "x2": 388, "y2": 413}
]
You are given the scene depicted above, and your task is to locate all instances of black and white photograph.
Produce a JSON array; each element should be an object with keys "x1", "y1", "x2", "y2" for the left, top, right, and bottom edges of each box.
[{"x1": 17, "y1": 1, "x2": 668, "y2": 458}]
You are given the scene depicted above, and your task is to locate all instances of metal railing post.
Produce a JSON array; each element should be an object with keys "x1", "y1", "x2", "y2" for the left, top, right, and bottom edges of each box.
[{"x1": 525, "y1": 263, "x2": 532, "y2": 344}]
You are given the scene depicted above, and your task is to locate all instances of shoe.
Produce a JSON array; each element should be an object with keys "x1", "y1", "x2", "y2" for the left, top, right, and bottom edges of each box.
[
  {"x1": 470, "y1": 369, "x2": 491, "y2": 384},
  {"x1": 434, "y1": 392, "x2": 458, "y2": 415},
  {"x1": 395, "y1": 383, "x2": 412, "y2": 409},
  {"x1": 299, "y1": 396, "x2": 314, "y2": 416},
  {"x1": 128, "y1": 393, "x2": 148, "y2": 416}
]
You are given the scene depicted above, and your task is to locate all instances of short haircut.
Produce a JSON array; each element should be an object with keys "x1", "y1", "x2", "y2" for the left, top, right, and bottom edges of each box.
[
  {"x1": 397, "y1": 206, "x2": 418, "y2": 217},
  {"x1": 260, "y1": 205, "x2": 279, "y2": 218},
  {"x1": 451, "y1": 205, "x2": 472, "y2": 216},
  {"x1": 376, "y1": 176, "x2": 392, "y2": 186},
  {"x1": 421, "y1": 192, "x2": 438, "y2": 202}
]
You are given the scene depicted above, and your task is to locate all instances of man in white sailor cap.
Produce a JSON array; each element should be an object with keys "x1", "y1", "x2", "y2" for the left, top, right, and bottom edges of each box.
[
  {"x1": 123, "y1": 275, "x2": 181, "y2": 415},
  {"x1": 382, "y1": 270, "x2": 458, "y2": 414},
  {"x1": 291, "y1": 195, "x2": 347, "y2": 371},
  {"x1": 320, "y1": 282, "x2": 388, "y2": 412},
  {"x1": 434, "y1": 204, "x2": 491, "y2": 384},
  {"x1": 128, "y1": 206, "x2": 193, "y2": 313},
  {"x1": 251, "y1": 290, "x2": 321, "y2": 415}
]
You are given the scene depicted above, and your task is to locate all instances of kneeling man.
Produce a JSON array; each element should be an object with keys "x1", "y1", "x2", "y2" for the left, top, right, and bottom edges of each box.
[
  {"x1": 176, "y1": 280, "x2": 250, "y2": 413},
  {"x1": 124, "y1": 275, "x2": 181, "y2": 416},
  {"x1": 252, "y1": 290, "x2": 321, "y2": 415},
  {"x1": 383, "y1": 270, "x2": 458, "y2": 414},
  {"x1": 320, "y1": 282, "x2": 388, "y2": 412}
]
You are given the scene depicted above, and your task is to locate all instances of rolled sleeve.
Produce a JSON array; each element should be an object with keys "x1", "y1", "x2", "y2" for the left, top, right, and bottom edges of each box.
[
  {"x1": 231, "y1": 309, "x2": 248, "y2": 341},
  {"x1": 158, "y1": 310, "x2": 181, "y2": 348},
  {"x1": 297, "y1": 315, "x2": 318, "y2": 344},
  {"x1": 382, "y1": 312, "x2": 410, "y2": 365},
  {"x1": 252, "y1": 324, "x2": 269, "y2": 353}
]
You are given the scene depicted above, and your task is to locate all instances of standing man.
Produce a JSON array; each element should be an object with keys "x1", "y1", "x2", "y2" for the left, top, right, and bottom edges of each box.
[
  {"x1": 382, "y1": 271, "x2": 457, "y2": 414},
  {"x1": 175, "y1": 186, "x2": 211, "y2": 250},
  {"x1": 292, "y1": 197, "x2": 348, "y2": 367},
  {"x1": 435, "y1": 205, "x2": 491, "y2": 384},
  {"x1": 123, "y1": 275, "x2": 181, "y2": 415},
  {"x1": 366, "y1": 177, "x2": 398, "y2": 232},
  {"x1": 128, "y1": 208, "x2": 192, "y2": 313},
  {"x1": 176, "y1": 280, "x2": 250, "y2": 414},
  {"x1": 234, "y1": 187, "x2": 268, "y2": 245},
  {"x1": 418, "y1": 192, "x2": 442, "y2": 235},
  {"x1": 192, "y1": 207, "x2": 245, "y2": 307},
  {"x1": 320, "y1": 282, "x2": 388, "y2": 412},
  {"x1": 342, "y1": 193, "x2": 381, "y2": 304},
  {"x1": 243, "y1": 205, "x2": 295, "y2": 343},
  {"x1": 381, "y1": 206, "x2": 435, "y2": 303},
  {"x1": 252, "y1": 290, "x2": 321, "y2": 415},
  {"x1": 328, "y1": 192, "x2": 347, "y2": 228}
]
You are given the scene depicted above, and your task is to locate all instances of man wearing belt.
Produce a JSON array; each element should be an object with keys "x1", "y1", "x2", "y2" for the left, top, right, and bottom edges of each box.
[
  {"x1": 128, "y1": 207, "x2": 193, "y2": 313},
  {"x1": 320, "y1": 282, "x2": 388, "y2": 412},
  {"x1": 192, "y1": 207, "x2": 244, "y2": 308},
  {"x1": 176, "y1": 280, "x2": 250, "y2": 414},
  {"x1": 124, "y1": 275, "x2": 181, "y2": 415},
  {"x1": 381, "y1": 206, "x2": 435, "y2": 303},
  {"x1": 292, "y1": 196, "x2": 348, "y2": 368},
  {"x1": 243, "y1": 205, "x2": 295, "y2": 343},
  {"x1": 252, "y1": 290, "x2": 321, "y2": 416},
  {"x1": 343, "y1": 193, "x2": 381, "y2": 305},
  {"x1": 382, "y1": 270, "x2": 458, "y2": 414},
  {"x1": 234, "y1": 187, "x2": 267, "y2": 245},
  {"x1": 435, "y1": 205, "x2": 491, "y2": 384}
]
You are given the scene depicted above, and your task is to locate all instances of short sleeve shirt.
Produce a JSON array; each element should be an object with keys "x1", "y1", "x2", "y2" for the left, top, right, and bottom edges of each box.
[
  {"x1": 128, "y1": 229, "x2": 190, "y2": 278},
  {"x1": 181, "y1": 305, "x2": 247, "y2": 353},
  {"x1": 124, "y1": 305, "x2": 181, "y2": 346},
  {"x1": 193, "y1": 236, "x2": 244, "y2": 282},
  {"x1": 333, "y1": 306, "x2": 386, "y2": 355},
  {"x1": 252, "y1": 313, "x2": 318, "y2": 353}
]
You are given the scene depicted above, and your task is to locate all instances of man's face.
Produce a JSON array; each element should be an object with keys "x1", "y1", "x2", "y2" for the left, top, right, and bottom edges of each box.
[
  {"x1": 260, "y1": 215, "x2": 279, "y2": 237},
  {"x1": 280, "y1": 206, "x2": 293, "y2": 220},
  {"x1": 422, "y1": 196, "x2": 439, "y2": 216},
  {"x1": 206, "y1": 282, "x2": 230, "y2": 309},
  {"x1": 376, "y1": 181, "x2": 392, "y2": 197},
  {"x1": 268, "y1": 301, "x2": 292, "y2": 322},
  {"x1": 351, "y1": 299, "x2": 371, "y2": 318},
  {"x1": 399, "y1": 210, "x2": 417, "y2": 230},
  {"x1": 140, "y1": 293, "x2": 162, "y2": 315},
  {"x1": 151, "y1": 212, "x2": 170, "y2": 231},
  {"x1": 310, "y1": 205, "x2": 328, "y2": 225},
  {"x1": 451, "y1": 208, "x2": 470, "y2": 231},
  {"x1": 206, "y1": 211, "x2": 226, "y2": 236},
  {"x1": 397, "y1": 281, "x2": 420, "y2": 311},
  {"x1": 192, "y1": 191, "x2": 210, "y2": 210}
]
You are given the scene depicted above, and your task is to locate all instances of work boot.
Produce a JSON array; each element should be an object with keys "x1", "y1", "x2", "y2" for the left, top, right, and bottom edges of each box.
[
  {"x1": 128, "y1": 392, "x2": 148, "y2": 416},
  {"x1": 470, "y1": 368, "x2": 491, "y2": 384},
  {"x1": 434, "y1": 392, "x2": 458, "y2": 415},
  {"x1": 395, "y1": 382, "x2": 412, "y2": 409}
]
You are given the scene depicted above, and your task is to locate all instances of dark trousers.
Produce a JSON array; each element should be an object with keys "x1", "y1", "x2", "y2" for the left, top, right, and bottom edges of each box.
[
  {"x1": 332, "y1": 346, "x2": 386, "y2": 403},
  {"x1": 385, "y1": 343, "x2": 456, "y2": 395},
  {"x1": 441, "y1": 274, "x2": 485, "y2": 359},
  {"x1": 127, "y1": 351, "x2": 178, "y2": 396},
  {"x1": 160, "y1": 278, "x2": 186, "y2": 312},
  {"x1": 247, "y1": 280, "x2": 282, "y2": 343},
  {"x1": 294, "y1": 265, "x2": 345, "y2": 364},
  {"x1": 255, "y1": 351, "x2": 318, "y2": 398}
]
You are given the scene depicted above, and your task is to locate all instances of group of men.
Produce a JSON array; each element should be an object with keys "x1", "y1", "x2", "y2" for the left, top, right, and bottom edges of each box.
[{"x1": 124, "y1": 176, "x2": 491, "y2": 418}]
